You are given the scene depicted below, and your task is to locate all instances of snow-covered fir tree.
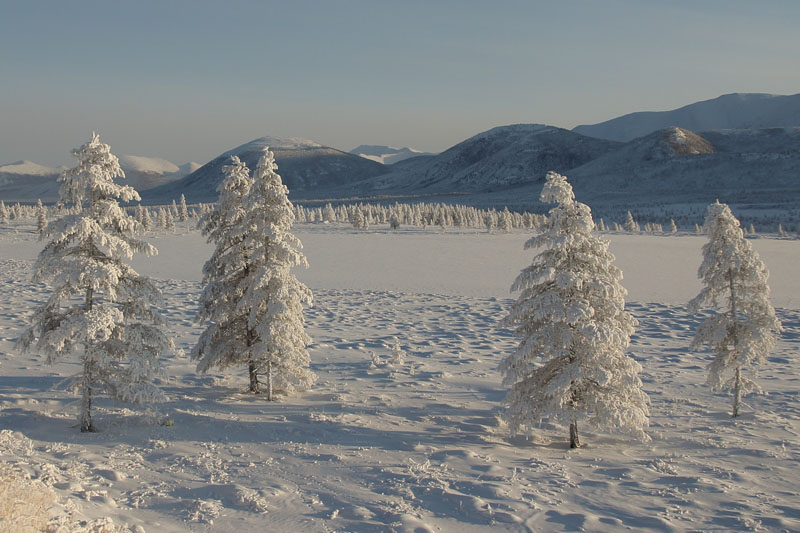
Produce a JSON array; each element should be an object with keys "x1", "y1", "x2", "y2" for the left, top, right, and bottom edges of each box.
[
  {"x1": 669, "y1": 219, "x2": 678, "y2": 234},
  {"x1": 192, "y1": 156, "x2": 259, "y2": 389},
  {"x1": 0, "y1": 201, "x2": 7, "y2": 224},
  {"x1": 178, "y1": 194, "x2": 189, "y2": 223},
  {"x1": 349, "y1": 205, "x2": 368, "y2": 231},
  {"x1": 499, "y1": 208, "x2": 513, "y2": 233},
  {"x1": 164, "y1": 209, "x2": 175, "y2": 231},
  {"x1": 35, "y1": 199, "x2": 47, "y2": 236},
  {"x1": 238, "y1": 148, "x2": 316, "y2": 399},
  {"x1": 484, "y1": 211, "x2": 496, "y2": 233},
  {"x1": 500, "y1": 171, "x2": 649, "y2": 448},
  {"x1": 624, "y1": 210, "x2": 640, "y2": 233},
  {"x1": 142, "y1": 208, "x2": 152, "y2": 232},
  {"x1": 323, "y1": 203, "x2": 336, "y2": 224},
  {"x1": 19, "y1": 132, "x2": 171, "y2": 432},
  {"x1": 688, "y1": 201, "x2": 782, "y2": 417}
]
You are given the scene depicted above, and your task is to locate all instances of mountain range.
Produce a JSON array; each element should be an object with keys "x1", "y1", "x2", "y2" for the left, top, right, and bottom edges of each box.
[
  {"x1": 3, "y1": 92, "x2": 799, "y2": 224},
  {"x1": 143, "y1": 137, "x2": 387, "y2": 203},
  {"x1": 573, "y1": 92, "x2": 800, "y2": 141},
  {"x1": 349, "y1": 145, "x2": 435, "y2": 165},
  {"x1": 0, "y1": 156, "x2": 201, "y2": 203}
]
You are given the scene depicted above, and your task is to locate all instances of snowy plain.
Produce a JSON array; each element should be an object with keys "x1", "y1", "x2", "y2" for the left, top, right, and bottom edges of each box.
[{"x1": 0, "y1": 221, "x2": 798, "y2": 532}]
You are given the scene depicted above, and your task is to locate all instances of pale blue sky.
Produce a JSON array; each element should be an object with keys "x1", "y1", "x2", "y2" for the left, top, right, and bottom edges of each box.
[{"x1": 2, "y1": 0, "x2": 799, "y2": 167}]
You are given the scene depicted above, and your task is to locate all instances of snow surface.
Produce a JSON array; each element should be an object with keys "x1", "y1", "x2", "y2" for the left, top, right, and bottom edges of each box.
[{"x1": 1, "y1": 220, "x2": 799, "y2": 531}]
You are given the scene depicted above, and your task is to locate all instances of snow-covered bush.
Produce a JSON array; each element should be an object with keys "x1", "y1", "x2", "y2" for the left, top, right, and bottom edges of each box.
[
  {"x1": 689, "y1": 201, "x2": 782, "y2": 417},
  {"x1": 500, "y1": 171, "x2": 649, "y2": 448},
  {"x1": 389, "y1": 341, "x2": 406, "y2": 367},
  {"x1": 0, "y1": 463, "x2": 55, "y2": 532},
  {"x1": 19, "y1": 133, "x2": 171, "y2": 432}
]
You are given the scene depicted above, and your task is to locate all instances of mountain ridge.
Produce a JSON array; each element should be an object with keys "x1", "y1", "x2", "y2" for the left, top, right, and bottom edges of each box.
[{"x1": 573, "y1": 92, "x2": 800, "y2": 141}]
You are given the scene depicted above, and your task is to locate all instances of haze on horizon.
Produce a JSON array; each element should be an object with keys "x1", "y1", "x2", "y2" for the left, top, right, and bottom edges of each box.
[{"x1": 2, "y1": 0, "x2": 799, "y2": 167}]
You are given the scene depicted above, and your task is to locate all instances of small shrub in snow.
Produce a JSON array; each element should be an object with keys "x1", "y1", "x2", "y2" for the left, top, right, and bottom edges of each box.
[
  {"x1": 368, "y1": 351, "x2": 382, "y2": 370},
  {"x1": 689, "y1": 201, "x2": 782, "y2": 417},
  {"x1": 389, "y1": 341, "x2": 406, "y2": 367},
  {"x1": 0, "y1": 463, "x2": 55, "y2": 532},
  {"x1": 500, "y1": 172, "x2": 649, "y2": 448}
]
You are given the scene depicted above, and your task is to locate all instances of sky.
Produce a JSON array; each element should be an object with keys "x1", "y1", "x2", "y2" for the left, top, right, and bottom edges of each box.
[{"x1": 2, "y1": 0, "x2": 799, "y2": 167}]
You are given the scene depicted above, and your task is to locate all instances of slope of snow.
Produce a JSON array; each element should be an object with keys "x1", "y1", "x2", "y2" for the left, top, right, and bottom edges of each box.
[
  {"x1": 1, "y1": 220, "x2": 798, "y2": 531},
  {"x1": 574, "y1": 92, "x2": 800, "y2": 142}
]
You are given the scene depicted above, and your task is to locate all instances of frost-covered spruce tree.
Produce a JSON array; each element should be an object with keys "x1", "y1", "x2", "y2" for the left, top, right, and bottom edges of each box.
[
  {"x1": 238, "y1": 148, "x2": 315, "y2": 400},
  {"x1": 178, "y1": 194, "x2": 189, "y2": 223},
  {"x1": 19, "y1": 133, "x2": 170, "y2": 432},
  {"x1": 688, "y1": 201, "x2": 782, "y2": 417},
  {"x1": 36, "y1": 199, "x2": 47, "y2": 236},
  {"x1": 624, "y1": 210, "x2": 639, "y2": 233},
  {"x1": 192, "y1": 156, "x2": 261, "y2": 390},
  {"x1": 500, "y1": 171, "x2": 649, "y2": 448}
]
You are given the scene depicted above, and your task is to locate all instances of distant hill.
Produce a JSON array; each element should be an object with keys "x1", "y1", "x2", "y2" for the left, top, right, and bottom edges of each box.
[
  {"x1": 349, "y1": 145, "x2": 435, "y2": 165},
  {"x1": 142, "y1": 136, "x2": 388, "y2": 204},
  {"x1": 573, "y1": 93, "x2": 800, "y2": 142}
]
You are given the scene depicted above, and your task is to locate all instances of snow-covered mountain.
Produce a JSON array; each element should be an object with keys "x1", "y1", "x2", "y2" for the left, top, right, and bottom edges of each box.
[
  {"x1": 573, "y1": 93, "x2": 800, "y2": 142},
  {"x1": 0, "y1": 161, "x2": 62, "y2": 202},
  {"x1": 567, "y1": 126, "x2": 800, "y2": 198},
  {"x1": 336, "y1": 125, "x2": 620, "y2": 197},
  {"x1": 0, "y1": 156, "x2": 197, "y2": 203},
  {"x1": 330, "y1": 124, "x2": 800, "y2": 224},
  {"x1": 143, "y1": 136, "x2": 388, "y2": 203},
  {"x1": 118, "y1": 155, "x2": 198, "y2": 192},
  {"x1": 349, "y1": 145, "x2": 435, "y2": 165}
]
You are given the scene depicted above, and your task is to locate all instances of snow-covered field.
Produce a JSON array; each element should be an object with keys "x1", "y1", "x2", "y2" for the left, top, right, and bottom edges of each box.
[{"x1": 1, "y1": 222, "x2": 798, "y2": 532}]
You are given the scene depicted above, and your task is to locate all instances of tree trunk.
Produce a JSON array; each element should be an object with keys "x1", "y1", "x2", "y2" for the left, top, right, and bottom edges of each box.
[
  {"x1": 81, "y1": 285, "x2": 95, "y2": 432},
  {"x1": 569, "y1": 419, "x2": 581, "y2": 449},
  {"x1": 80, "y1": 360, "x2": 95, "y2": 432},
  {"x1": 266, "y1": 361, "x2": 274, "y2": 401},
  {"x1": 248, "y1": 360, "x2": 260, "y2": 394},
  {"x1": 729, "y1": 268, "x2": 741, "y2": 418}
]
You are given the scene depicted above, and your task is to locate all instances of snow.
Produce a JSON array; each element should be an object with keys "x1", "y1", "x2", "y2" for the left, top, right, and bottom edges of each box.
[{"x1": 1, "y1": 220, "x2": 799, "y2": 531}]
